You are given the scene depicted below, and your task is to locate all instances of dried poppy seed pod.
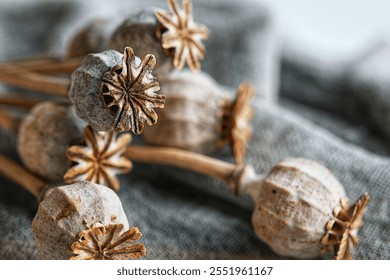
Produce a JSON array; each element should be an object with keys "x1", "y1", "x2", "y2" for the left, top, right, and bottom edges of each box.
[
  {"x1": 67, "y1": 19, "x2": 113, "y2": 58},
  {"x1": 245, "y1": 158, "x2": 369, "y2": 259},
  {"x1": 69, "y1": 49, "x2": 122, "y2": 131},
  {"x1": 110, "y1": 0, "x2": 209, "y2": 74},
  {"x1": 18, "y1": 105, "x2": 132, "y2": 191},
  {"x1": 0, "y1": 154, "x2": 145, "y2": 260},
  {"x1": 154, "y1": 0, "x2": 209, "y2": 72},
  {"x1": 64, "y1": 125, "x2": 132, "y2": 192},
  {"x1": 32, "y1": 181, "x2": 145, "y2": 260},
  {"x1": 143, "y1": 71, "x2": 254, "y2": 163},
  {"x1": 143, "y1": 71, "x2": 229, "y2": 154},
  {"x1": 123, "y1": 147, "x2": 369, "y2": 259},
  {"x1": 18, "y1": 101, "x2": 85, "y2": 183},
  {"x1": 109, "y1": 9, "x2": 174, "y2": 79},
  {"x1": 69, "y1": 47, "x2": 164, "y2": 134}
]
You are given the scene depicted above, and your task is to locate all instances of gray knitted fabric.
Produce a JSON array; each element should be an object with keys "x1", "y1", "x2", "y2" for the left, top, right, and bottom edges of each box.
[{"x1": 0, "y1": 0, "x2": 389, "y2": 260}]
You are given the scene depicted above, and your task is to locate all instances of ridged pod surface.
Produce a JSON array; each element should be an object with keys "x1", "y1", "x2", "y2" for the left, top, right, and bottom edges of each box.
[
  {"x1": 69, "y1": 50, "x2": 122, "y2": 131},
  {"x1": 142, "y1": 70, "x2": 230, "y2": 154},
  {"x1": 17, "y1": 102, "x2": 84, "y2": 183},
  {"x1": 108, "y1": 9, "x2": 174, "y2": 78},
  {"x1": 32, "y1": 182, "x2": 129, "y2": 260},
  {"x1": 67, "y1": 19, "x2": 111, "y2": 57},
  {"x1": 251, "y1": 158, "x2": 346, "y2": 259}
]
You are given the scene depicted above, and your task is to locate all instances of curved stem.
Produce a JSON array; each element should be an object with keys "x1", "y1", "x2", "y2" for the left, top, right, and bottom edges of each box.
[
  {"x1": 0, "y1": 65, "x2": 69, "y2": 96},
  {"x1": 0, "y1": 94, "x2": 43, "y2": 109},
  {"x1": 125, "y1": 146, "x2": 259, "y2": 195},
  {"x1": 1, "y1": 53, "x2": 60, "y2": 66},
  {"x1": 0, "y1": 107, "x2": 262, "y2": 197},
  {"x1": 0, "y1": 154, "x2": 45, "y2": 198},
  {"x1": 0, "y1": 110, "x2": 23, "y2": 132},
  {"x1": 0, "y1": 106, "x2": 262, "y2": 197},
  {"x1": 0, "y1": 57, "x2": 83, "y2": 75}
]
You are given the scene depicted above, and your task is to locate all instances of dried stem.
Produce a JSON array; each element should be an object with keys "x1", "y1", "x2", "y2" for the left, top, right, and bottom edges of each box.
[
  {"x1": 0, "y1": 65, "x2": 69, "y2": 96},
  {"x1": 0, "y1": 56, "x2": 83, "y2": 75},
  {"x1": 1, "y1": 53, "x2": 59, "y2": 65},
  {"x1": 0, "y1": 94, "x2": 43, "y2": 109},
  {"x1": 0, "y1": 153, "x2": 45, "y2": 198},
  {"x1": 0, "y1": 110, "x2": 23, "y2": 132},
  {"x1": 125, "y1": 146, "x2": 259, "y2": 195},
  {"x1": 0, "y1": 107, "x2": 261, "y2": 196}
]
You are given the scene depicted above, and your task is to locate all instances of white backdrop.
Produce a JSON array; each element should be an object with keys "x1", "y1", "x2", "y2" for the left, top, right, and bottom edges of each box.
[{"x1": 263, "y1": 0, "x2": 390, "y2": 62}]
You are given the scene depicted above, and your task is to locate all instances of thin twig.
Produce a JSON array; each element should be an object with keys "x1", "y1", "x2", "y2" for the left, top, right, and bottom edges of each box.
[
  {"x1": 0, "y1": 94, "x2": 43, "y2": 109},
  {"x1": 0, "y1": 110, "x2": 23, "y2": 132},
  {"x1": 0, "y1": 65, "x2": 69, "y2": 96},
  {"x1": 125, "y1": 146, "x2": 256, "y2": 194},
  {"x1": 0, "y1": 153, "x2": 45, "y2": 198},
  {"x1": 1, "y1": 53, "x2": 58, "y2": 65},
  {"x1": 0, "y1": 57, "x2": 83, "y2": 75}
]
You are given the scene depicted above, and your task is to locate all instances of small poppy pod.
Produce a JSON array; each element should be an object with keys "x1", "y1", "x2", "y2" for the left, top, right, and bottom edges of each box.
[
  {"x1": 17, "y1": 101, "x2": 85, "y2": 183},
  {"x1": 69, "y1": 49, "x2": 122, "y2": 132},
  {"x1": 248, "y1": 158, "x2": 368, "y2": 259},
  {"x1": 110, "y1": 0, "x2": 209, "y2": 74},
  {"x1": 32, "y1": 181, "x2": 129, "y2": 260},
  {"x1": 16, "y1": 101, "x2": 133, "y2": 191},
  {"x1": 108, "y1": 9, "x2": 174, "y2": 79},
  {"x1": 69, "y1": 47, "x2": 164, "y2": 134},
  {"x1": 15, "y1": 100, "x2": 132, "y2": 191},
  {"x1": 142, "y1": 71, "x2": 254, "y2": 164},
  {"x1": 66, "y1": 19, "x2": 113, "y2": 58}
]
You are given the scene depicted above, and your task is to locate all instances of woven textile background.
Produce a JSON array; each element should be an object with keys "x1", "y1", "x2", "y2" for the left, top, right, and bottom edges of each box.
[{"x1": 0, "y1": 0, "x2": 389, "y2": 259}]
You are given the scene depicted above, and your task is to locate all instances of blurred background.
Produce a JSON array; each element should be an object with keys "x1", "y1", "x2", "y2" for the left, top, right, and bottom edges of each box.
[
  {"x1": 265, "y1": 0, "x2": 390, "y2": 155},
  {"x1": 266, "y1": 0, "x2": 390, "y2": 63}
]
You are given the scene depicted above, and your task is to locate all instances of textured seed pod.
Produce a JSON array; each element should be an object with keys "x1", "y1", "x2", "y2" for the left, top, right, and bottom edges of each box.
[
  {"x1": 69, "y1": 47, "x2": 163, "y2": 134},
  {"x1": 66, "y1": 19, "x2": 112, "y2": 57},
  {"x1": 108, "y1": 9, "x2": 174, "y2": 78},
  {"x1": 17, "y1": 101, "x2": 85, "y2": 183},
  {"x1": 142, "y1": 70, "x2": 231, "y2": 154},
  {"x1": 32, "y1": 181, "x2": 129, "y2": 260},
  {"x1": 69, "y1": 50, "x2": 122, "y2": 131},
  {"x1": 251, "y1": 158, "x2": 346, "y2": 259}
]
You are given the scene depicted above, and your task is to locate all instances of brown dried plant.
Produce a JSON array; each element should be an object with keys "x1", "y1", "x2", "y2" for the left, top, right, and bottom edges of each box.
[
  {"x1": 71, "y1": 223, "x2": 146, "y2": 260},
  {"x1": 230, "y1": 82, "x2": 254, "y2": 165},
  {"x1": 100, "y1": 46, "x2": 165, "y2": 134},
  {"x1": 64, "y1": 125, "x2": 132, "y2": 192},
  {"x1": 217, "y1": 82, "x2": 254, "y2": 164},
  {"x1": 155, "y1": 0, "x2": 209, "y2": 72},
  {"x1": 321, "y1": 193, "x2": 370, "y2": 260}
]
